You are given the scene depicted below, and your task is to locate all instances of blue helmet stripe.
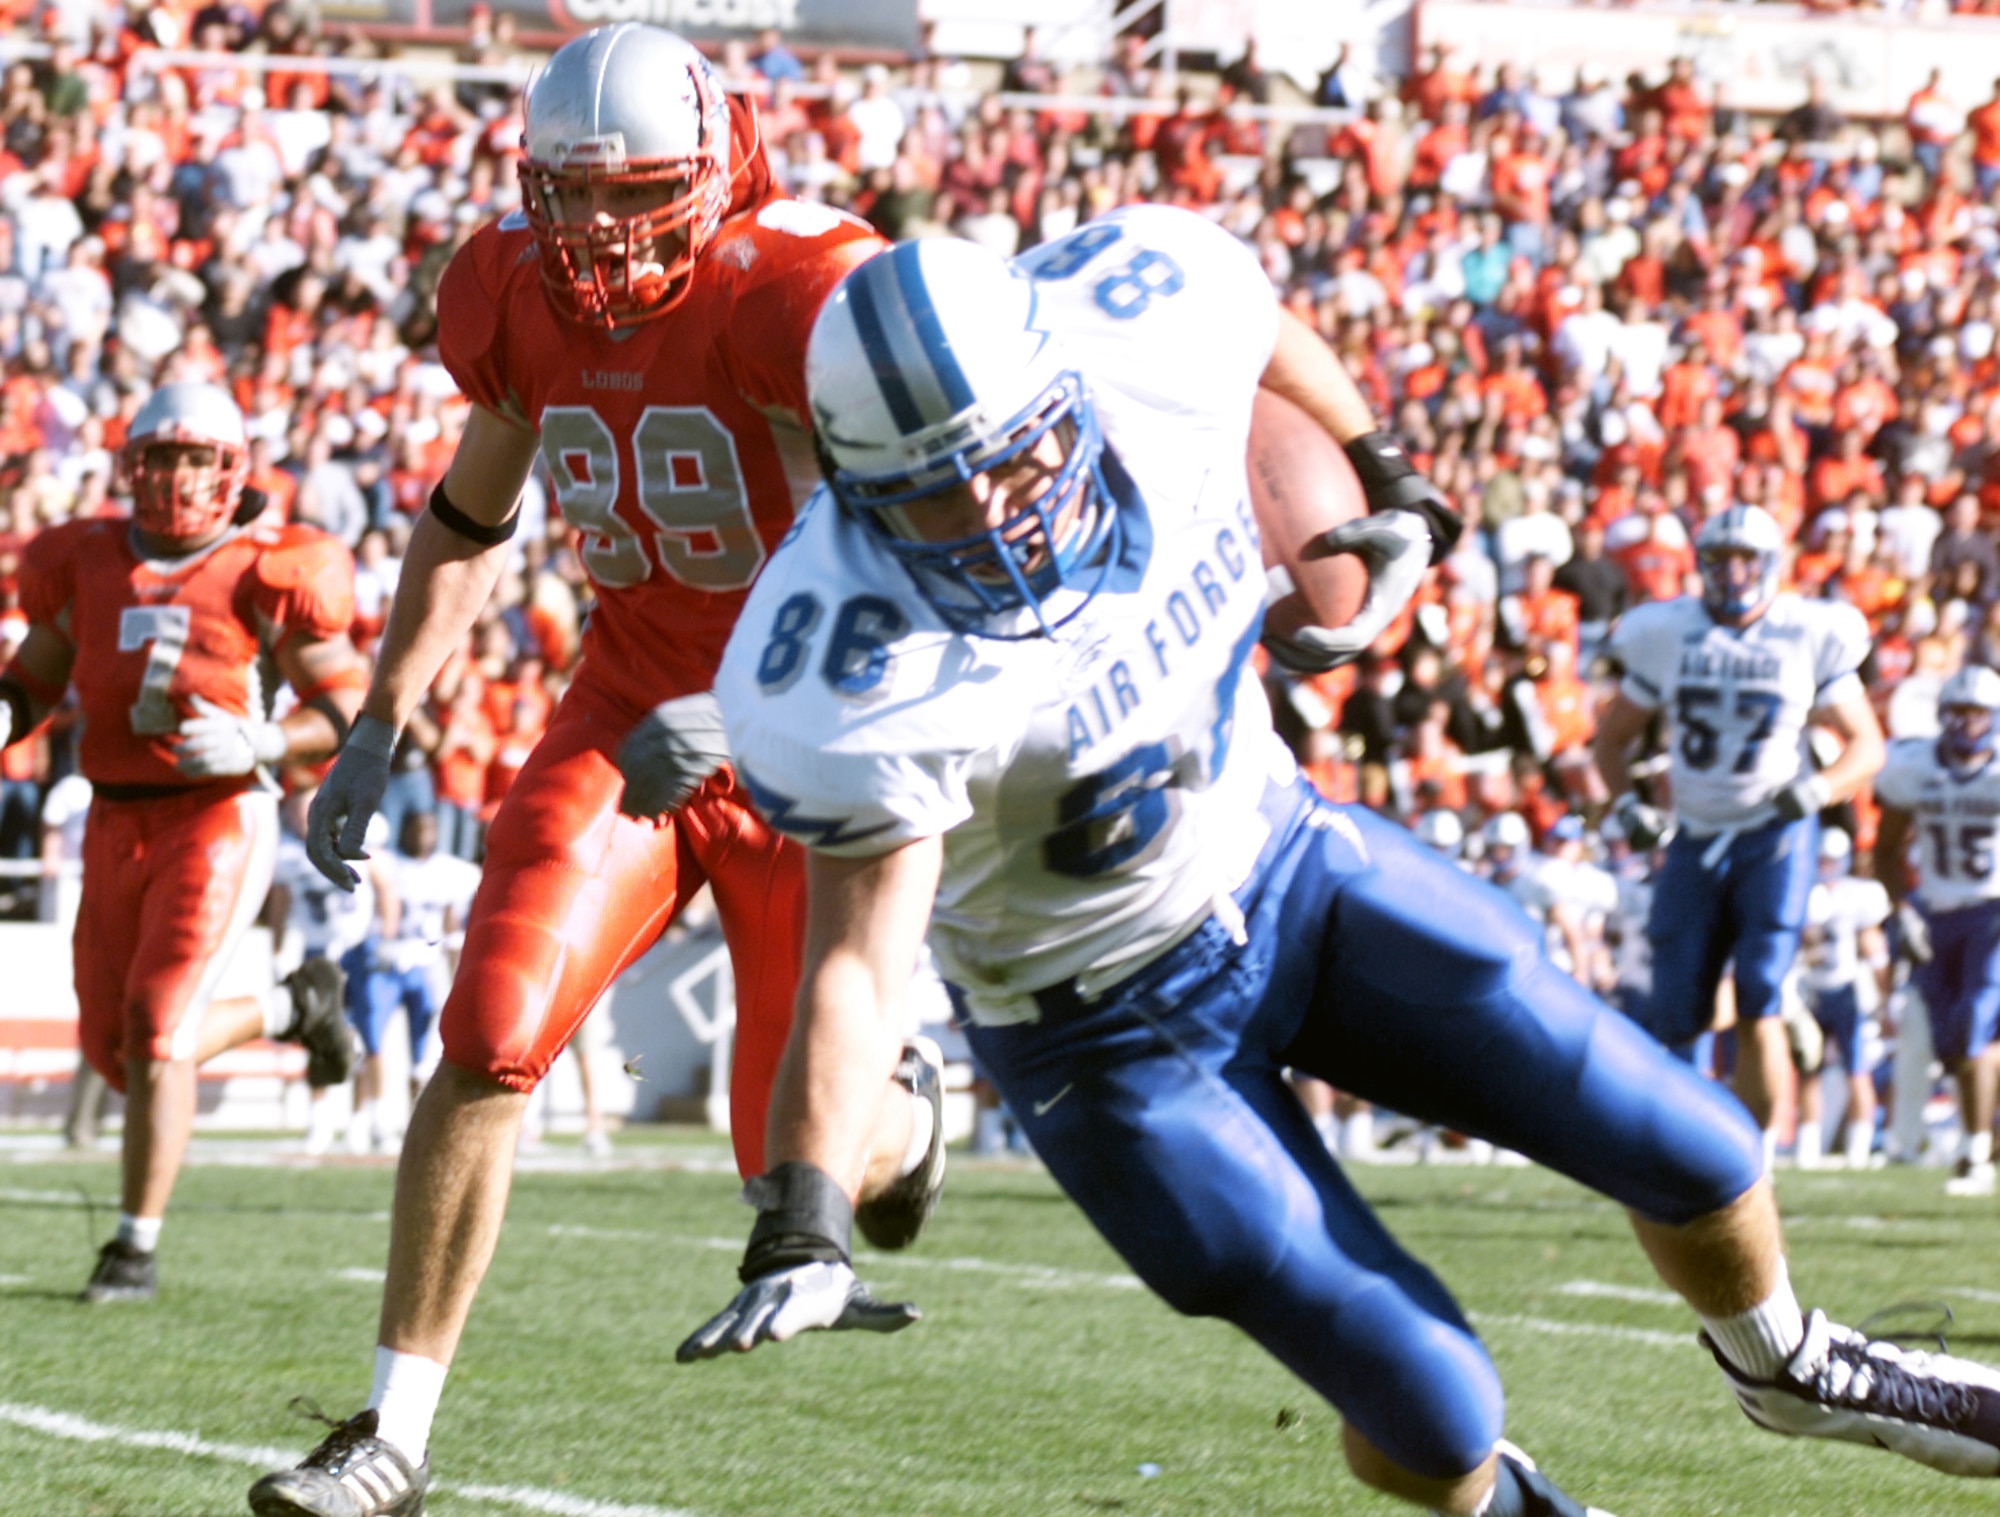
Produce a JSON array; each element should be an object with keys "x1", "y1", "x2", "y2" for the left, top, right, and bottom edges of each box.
[
  {"x1": 890, "y1": 242, "x2": 977, "y2": 418},
  {"x1": 845, "y1": 264, "x2": 924, "y2": 437}
]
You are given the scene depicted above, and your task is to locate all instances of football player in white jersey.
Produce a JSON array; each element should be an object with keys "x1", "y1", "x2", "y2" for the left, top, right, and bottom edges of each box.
[
  {"x1": 1594, "y1": 505, "x2": 1886, "y2": 1149},
  {"x1": 1795, "y1": 829, "x2": 1891, "y2": 1170},
  {"x1": 1481, "y1": 812, "x2": 1594, "y2": 983},
  {"x1": 661, "y1": 218, "x2": 2000, "y2": 1507},
  {"x1": 1874, "y1": 664, "x2": 2000, "y2": 1197}
]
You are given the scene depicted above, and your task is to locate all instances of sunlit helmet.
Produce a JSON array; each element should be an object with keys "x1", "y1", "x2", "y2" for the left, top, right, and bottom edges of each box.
[
  {"x1": 1695, "y1": 505, "x2": 1783, "y2": 623},
  {"x1": 1819, "y1": 827, "x2": 1853, "y2": 873},
  {"x1": 1481, "y1": 811, "x2": 1531, "y2": 855},
  {"x1": 123, "y1": 381, "x2": 249, "y2": 542},
  {"x1": 520, "y1": 24, "x2": 732, "y2": 329},
  {"x1": 808, "y1": 239, "x2": 1123, "y2": 635},
  {"x1": 1414, "y1": 809, "x2": 1465, "y2": 856},
  {"x1": 1938, "y1": 663, "x2": 2000, "y2": 769}
]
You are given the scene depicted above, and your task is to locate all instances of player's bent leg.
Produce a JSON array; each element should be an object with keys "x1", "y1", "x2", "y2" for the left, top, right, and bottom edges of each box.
[
  {"x1": 1291, "y1": 810, "x2": 1764, "y2": 1225},
  {"x1": 968, "y1": 977, "x2": 1505, "y2": 1485}
]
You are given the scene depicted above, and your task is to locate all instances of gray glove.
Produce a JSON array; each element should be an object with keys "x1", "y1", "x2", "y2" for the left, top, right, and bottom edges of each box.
[
  {"x1": 1773, "y1": 774, "x2": 1831, "y2": 823},
  {"x1": 306, "y1": 714, "x2": 396, "y2": 891},
  {"x1": 617, "y1": 690, "x2": 731, "y2": 821},
  {"x1": 173, "y1": 695, "x2": 288, "y2": 778},
  {"x1": 1262, "y1": 511, "x2": 1433, "y2": 674},
  {"x1": 1613, "y1": 792, "x2": 1674, "y2": 853},
  {"x1": 1896, "y1": 900, "x2": 1933, "y2": 966},
  {"x1": 677, "y1": 1160, "x2": 919, "y2": 1362},
  {"x1": 676, "y1": 1259, "x2": 920, "y2": 1360}
]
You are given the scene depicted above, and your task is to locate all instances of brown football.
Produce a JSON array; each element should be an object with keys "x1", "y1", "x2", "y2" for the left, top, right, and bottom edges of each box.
[{"x1": 1246, "y1": 390, "x2": 1371, "y2": 645}]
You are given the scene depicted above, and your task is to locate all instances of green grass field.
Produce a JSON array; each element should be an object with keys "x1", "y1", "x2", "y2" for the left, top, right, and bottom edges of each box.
[{"x1": 3, "y1": 1133, "x2": 1998, "y2": 1517}]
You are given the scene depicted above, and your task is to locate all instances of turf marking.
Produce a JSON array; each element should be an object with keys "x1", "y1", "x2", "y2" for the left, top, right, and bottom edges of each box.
[
  {"x1": 1556, "y1": 1280, "x2": 1682, "y2": 1307},
  {"x1": 544, "y1": 1224, "x2": 1148, "y2": 1291},
  {"x1": 0, "y1": 1402, "x2": 704, "y2": 1517},
  {"x1": 333, "y1": 1267, "x2": 387, "y2": 1283},
  {"x1": 1472, "y1": 1313, "x2": 1689, "y2": 1349}
]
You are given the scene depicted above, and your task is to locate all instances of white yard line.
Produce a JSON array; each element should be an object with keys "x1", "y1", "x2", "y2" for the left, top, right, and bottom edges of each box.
[
  {"x1": 0, "y1": 1402, "x2": 702, "y2": 1517},
  {"x1": 1556, "y1": 1280, "x2": 1683, "y2": 1307},
  {"x1": 1471, "y1": 1313, "x2": 1690, "y2": 1349}
]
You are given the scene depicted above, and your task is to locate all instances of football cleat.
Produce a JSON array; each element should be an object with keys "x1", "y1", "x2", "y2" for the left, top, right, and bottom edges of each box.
[
  {"x1": 248, "y1": 1408, "x2": 429, "y2": 1517},
  {"x1": 1945, "y1": 1158, "x2": 1996, "y2": 1198},
  {"x1": 1702, "y1": 1308, "x2": 2000, "y2": 1475},
  {"x1": 284, "y1": 958, "x2": 357, "y2": 1090},
  {"x1": 856, "y1": 1036, "x2": 946, "y2": 1251},
  {"x1": 79, "y1": 1239, "x2": 156, "y2": 1304},
  {"x1": 1493, "y1": 1439, "x2": 1617, "y2": 1516}
]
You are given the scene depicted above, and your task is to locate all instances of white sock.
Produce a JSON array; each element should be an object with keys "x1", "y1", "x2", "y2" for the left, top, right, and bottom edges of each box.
[
  {"x1": 1843, "y1": 1121, "x2": 1872, "y2": 1169},
  {"x1": 116, "y1": 1213, "x2": 161, "y2": 1253},
  {"x1": 1967, "y1": 1131, "x2": 1993, "y2": 1167},
  {"x1": 1794, "y1": 1120, "x2": 1822, "y2": 1169},
  {"x1": 1312, "y1": 1111, "x2": 1339, "y2": 1148},
  {"x1": 368, "y1": 1346, "x2": 446, "y2": 1462},
  {"x1": 1342, "y1": 1110, "x2": 1376, "y2": 1156},
  {"x1": 1760, "y1": 1126, "x2": 1778, "y2": 1175},
  {"x1": 357, "y1": 1098, "x2": 380, "y2": 1132},
  {"x1": 975, "y1": 1108, "x2": 1006, "y2": 1153},
  {"x1": 262, "y1": 984, "x2": 295, "y2": 1039},
  {"x1": 1698, "y1": 1258, "x2": 1805, "y2": 1379},
  {"x1": 896, "y1": 1087, "x2": 935, "y2": 1179}
]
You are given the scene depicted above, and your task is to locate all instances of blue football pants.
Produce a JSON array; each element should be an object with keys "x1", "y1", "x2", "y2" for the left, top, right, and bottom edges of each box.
[{"x1": 966, "y1": 787, "x2": 1763, "y2": 1481}]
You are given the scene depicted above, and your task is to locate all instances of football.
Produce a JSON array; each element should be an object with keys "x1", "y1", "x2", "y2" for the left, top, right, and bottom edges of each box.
[{"x1": 1246, "y1": 390, "x2": 1370, "y2": 645}]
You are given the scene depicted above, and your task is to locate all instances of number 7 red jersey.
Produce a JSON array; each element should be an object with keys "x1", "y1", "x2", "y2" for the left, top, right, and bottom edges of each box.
[
  {"x1": 437, "y1": 98, "x2": 886, "y2": 709},
  {"x1": 19, "y1": 518, "x2": 356, "y2": 789}
]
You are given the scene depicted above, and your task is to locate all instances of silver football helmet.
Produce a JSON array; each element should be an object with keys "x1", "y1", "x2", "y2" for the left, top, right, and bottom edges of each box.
[
  {"x1": 1414, "y1": 809, "x2": 1465, "y2": 857},
  {"x1": 520, "y1": 23, "x2": 733, "y2": 329},
  {"x1": 123, "y1": 381, "x2": 249, "y2": 542}
]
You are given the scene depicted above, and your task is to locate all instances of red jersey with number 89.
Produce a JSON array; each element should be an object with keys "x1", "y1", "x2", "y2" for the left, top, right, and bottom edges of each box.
[
  {"x1": 437, "y1": 100, "x2": 885, "y2": 709},
  {"x1": 19, "y1": 518, "x2": 355, "y2": 788}
]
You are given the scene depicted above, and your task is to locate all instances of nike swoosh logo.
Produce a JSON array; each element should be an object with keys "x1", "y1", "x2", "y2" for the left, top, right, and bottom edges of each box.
[{"x1": 1032, "y1": 1084, "x2": 1075, "y2": 1118}]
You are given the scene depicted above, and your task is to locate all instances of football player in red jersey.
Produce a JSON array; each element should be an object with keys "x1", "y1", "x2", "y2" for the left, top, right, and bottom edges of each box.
[
  {"x1": 0, "y1": 381, "x2": 367, "y2": 1304},
  {"x1": 252, "y1": 29, "x2": 942, "y2": 1515}
]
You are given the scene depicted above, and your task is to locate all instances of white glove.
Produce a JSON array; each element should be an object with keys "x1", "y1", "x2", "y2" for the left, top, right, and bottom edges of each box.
[
  {"x1": 1262, "y1": 511, "x2": 1433, "y2": 674},
  {"x1": 306, "y1": 714, "x2": 396, "y2": 892},
  {"x1": 173, "y1": 695, "x2": 288, "y2": 778},
  {"x1": 616, "y1": 690, "x2": 731, "y2": 822},
  {"x1": 1773, "y1": 775, "x2": 1831, "y2": 822},
  {"x1": 0, "y1": 700, "x2": 12, "y2": 753},
  {"x1": 676, "y1": 1260, "x2": 920, "y2": 1361}
]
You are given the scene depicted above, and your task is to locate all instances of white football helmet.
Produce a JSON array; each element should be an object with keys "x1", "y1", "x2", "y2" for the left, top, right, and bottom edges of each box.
[
  {"x1": 520, "y1": 24, "x2": 732, "y2": 329},
  {"x1": 1414, "y1": 809, "x2": 1465, "y2": 856},
  {"x1": 1481, "y1": 811, "x2": 1531, "y2": 853},
  {"x1": 1695, "y1": 504, "x2": 1783, "y2": 623},
  {"x1": 1819, "y1": 827, "x2": 1853, "y2": 873},
  {"x1": 1938, "y1": 663, "x2": 2000, "y2": 769},
  {"x1": 123, "y1": 381, "x2": 249, "y2": 542},
  {"x1": 808, "y1": 238, "x2": 1123, "y2": 634}
]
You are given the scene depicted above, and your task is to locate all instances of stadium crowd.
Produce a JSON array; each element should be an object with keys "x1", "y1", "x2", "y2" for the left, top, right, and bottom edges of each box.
[{"x1": 0, "y1": 7, "x2": 1993, "y2": 1135}]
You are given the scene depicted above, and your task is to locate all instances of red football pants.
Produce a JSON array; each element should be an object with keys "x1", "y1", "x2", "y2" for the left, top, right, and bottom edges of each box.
[
  {"x1": 75, "y1": 785, "x2": 278, "y2": 1091},
  {"x1": 439, "y1": 675, "x2": 803, "y2": 1179}
]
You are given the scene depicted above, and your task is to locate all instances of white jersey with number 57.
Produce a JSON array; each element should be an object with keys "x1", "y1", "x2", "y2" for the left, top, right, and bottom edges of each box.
[
  {"x1": 1608, "y1": 594, "x2": 1868, "y2": 832},
  {"x1": 716, "y1": 206, "x2": 1297, "y2": 1023},
  {"x1": 1876, "y1": 739, "x2": 2000, "y2": 912}
]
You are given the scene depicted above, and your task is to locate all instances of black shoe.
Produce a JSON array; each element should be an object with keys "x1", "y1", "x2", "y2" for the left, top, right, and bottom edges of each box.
[
  {"x1": 284, "y1": 958, "x2": 357, "y2": 1090},
  {"x1": 80, "y1": 1239, "x2": 156, "y2": 1303},
  {"x1": 248, "y1": 1408, "x2": 429, "y2": 1517},
  {"x1": 1702, "y1": 1307, "x2": 2000, "y2": 1476},
  {"x1": 856, "y1": 1036, "x2": 946, "y2": 1251}
]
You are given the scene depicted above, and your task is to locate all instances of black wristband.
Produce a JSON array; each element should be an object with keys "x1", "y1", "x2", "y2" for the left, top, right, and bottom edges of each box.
[
  {"x1": 427, "y1": 480, "x2": 519, "y2": 548},
  {"x1": 1342, "y1": 430, "x2": 1462, "y2": 564},
  {"x1": 305, "y1": 693, "x2": 352, "y2": 749},
  {"x1": 0, "y1": 679, "x2": 30, "y2": 746},
  {"x1": 739, "y1": 1161, "x2": 854, "y2": 1282}
]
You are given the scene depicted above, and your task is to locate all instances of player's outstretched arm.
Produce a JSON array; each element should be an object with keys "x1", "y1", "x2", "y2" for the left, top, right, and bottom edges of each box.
[
  {"x1": 679, "y1": 838, "x2": 941, "y2": 1361},
  {"x1": 308, "y1": 406, "x2": 536, "y2": 888},
  {"x1": 0, "y1": 622, "x2": 73, "y2": 753}
]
